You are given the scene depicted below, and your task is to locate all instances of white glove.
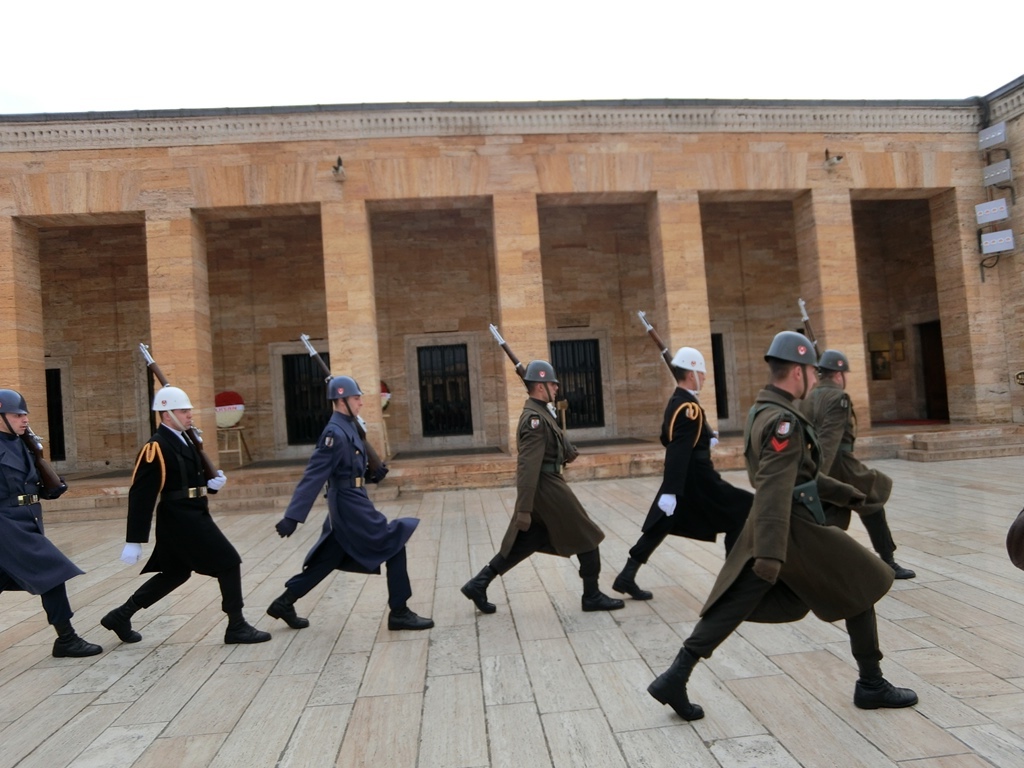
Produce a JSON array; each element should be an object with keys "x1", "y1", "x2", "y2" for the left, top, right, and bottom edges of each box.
[
  {"x1": 710, "y1": 437, "x2": 719, "y2": 449},
  {"x1": 207, "y1": 469, "x2": 227, "y2": 491},
  {"x1": 120, "y1": 542, "x2": 142, "y2": 565},
  {"x1": 658, "y1": 493, "x2": 677, "y2": 516}
]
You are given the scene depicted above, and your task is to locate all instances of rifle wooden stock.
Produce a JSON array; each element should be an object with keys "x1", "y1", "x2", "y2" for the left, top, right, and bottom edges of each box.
[
  {"x1": 139, "y1": 343, "x2": 219, "y2": 481},
  {"x1": 637, "y1": 311, "x2": 674, "y2": 373},
  {"x1": 299, "y1": 334, "x2": 386, "y2": 476},
  {"x1": 21, "y1": 427, "x2": 67, "y2": 498},
  {"x1": 797, "y1": 298, "x2": 819, "y2": 350},
  {"x1": 488, "y1": 324, "x2": 527, "y2": 384}
]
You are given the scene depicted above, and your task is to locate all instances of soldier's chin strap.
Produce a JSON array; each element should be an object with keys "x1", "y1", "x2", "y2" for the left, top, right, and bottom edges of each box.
[
  {"x1": 0, "y1": 412, "x2": 15, "y2": 435},
  {"x1": 164, "y1": 409, "x2": 190, "y2": 436}
]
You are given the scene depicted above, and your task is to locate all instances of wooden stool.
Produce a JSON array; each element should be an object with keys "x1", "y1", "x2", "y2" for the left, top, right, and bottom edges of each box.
[{"x1": 218, "y1": 427, "x2": 251, "y2": 467}]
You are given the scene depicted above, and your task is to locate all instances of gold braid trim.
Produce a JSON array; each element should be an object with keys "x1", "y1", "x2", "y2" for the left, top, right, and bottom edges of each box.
[
  {"x1": 668, "y1": 402, "x2": 703, "y2": 447},
  {"x1": 131, "y1": 441, "x2": 166, "y2": 491}
]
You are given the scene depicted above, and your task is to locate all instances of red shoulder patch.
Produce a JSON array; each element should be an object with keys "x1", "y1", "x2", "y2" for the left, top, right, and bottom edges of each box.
[{"x1": 769, "y1": 436, "x2": 789, "y2": 452}]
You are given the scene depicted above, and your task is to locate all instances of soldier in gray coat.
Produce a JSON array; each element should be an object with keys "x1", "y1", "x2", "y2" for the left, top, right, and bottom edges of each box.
[
  {"x1": 0, "y1": 388, "x2": 102, "y2": 658},
  {"x1": 461, "y1": 360, "x2": 624, "y2": 614},
  {"x1": 801, "y1": 350, "x2": 914, "y2": 578},
  {"x1": 648, "y1": 332, "x2": 917, "y2": 721}
]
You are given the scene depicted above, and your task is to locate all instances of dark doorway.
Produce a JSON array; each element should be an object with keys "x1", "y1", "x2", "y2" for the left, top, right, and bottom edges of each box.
[
  {"x1": 44, "y1": 368, "x2": 66, "y2": 461},
  {"x1": 917, "y1": 321, "x2": 949, "y2": 420},
  {"x1": 710, "y1": 333, "x2": 729, "y2": 420},
  {"x1": 550, "y1": 339, "x2": 605, "y2": 429},
  {"x1": 418, "y1": 344, "x2": 473, "y2": 437},
  {"x1": 283, "y1": 352, "x2": 333, "y2": 444}
]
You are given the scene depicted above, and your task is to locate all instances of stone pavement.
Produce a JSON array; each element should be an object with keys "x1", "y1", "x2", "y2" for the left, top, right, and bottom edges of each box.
[{"x1": 2, "y1": 456, "x2": 1024, "y2": 767}]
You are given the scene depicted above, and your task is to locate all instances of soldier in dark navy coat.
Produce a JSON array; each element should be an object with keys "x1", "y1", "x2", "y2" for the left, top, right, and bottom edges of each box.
[
  {"x1": 100, "y1": 386, "x2": 270, "y2": 646},
  {"x1": 613, "y1": 347, "x2": 752, "y2": 600},
  {"x1": 267, "y1": 375, "x2": 433, "y2": 632},
  {"x1": 0, "y1": 388, "x2": 102, "y2": 658}
]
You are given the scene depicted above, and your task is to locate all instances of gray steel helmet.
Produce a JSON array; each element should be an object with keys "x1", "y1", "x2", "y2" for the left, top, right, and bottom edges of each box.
[
  {"x1": 817, "y1": 349, "x2": 850, "y2": 373},
  {"x1": 764, "y1": 331, "x2": 817, "y2": 366},
  {"x1": 523, "y1": 360, "x2": 559, "y2": 384},
  {"x1": 0, "y1": 389, "x2": 29, "y2": 415},
  {"x1": 327, "y1": 375, "x2": 362, "y2": 400}
]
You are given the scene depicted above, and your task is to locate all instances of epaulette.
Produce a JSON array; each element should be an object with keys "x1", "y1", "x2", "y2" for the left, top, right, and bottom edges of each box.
[{"x1": 131, "y1": 440, "x2": 166, "y2": 490}]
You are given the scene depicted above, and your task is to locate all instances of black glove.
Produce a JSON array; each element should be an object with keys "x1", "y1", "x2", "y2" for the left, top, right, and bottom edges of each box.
[
  {"x1": 276, "y1": 517, "x2": 298, "y2": 538},
  {"x1": 368, "y1": 462, "x2": 389, "y2": 484},
  {"x1": 40, "y1": 479, "x2": 68, "y2": 500}
]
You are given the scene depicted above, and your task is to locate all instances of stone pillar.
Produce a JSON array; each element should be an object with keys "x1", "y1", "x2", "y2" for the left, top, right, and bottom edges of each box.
[
  {"x1": 0, "y1": 217, "x2": 47, "y2": 423},
  {"x1": 320, "y1": 200, "x2": 387, "y2": 450},
  {"x1": 144, "y1": 213, "x2": 218, "y2": 441},
  {"x1": 930, "y1": 188, "x2": 1009, "y2": 423},
  {"x1": 794, "y1": 189, "x2": 869, "y2": 413},
  {"x1": 491, "y1": 193, "x2": 546, "y2": 453},
  {"x1": 646, "y1": 191, "x2": 716, "y2": 420}
]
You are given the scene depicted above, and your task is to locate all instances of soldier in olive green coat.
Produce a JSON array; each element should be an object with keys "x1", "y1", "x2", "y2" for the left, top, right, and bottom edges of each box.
[
  {"x1": 648, "y1": 332, "x2": 917, "y2": 721},
  {"x1": 461, "y1": 360, "x2": 623, "y2": 614},
  {"x1": 801, "y1": 350, "x2": 915, "y2": 578}
]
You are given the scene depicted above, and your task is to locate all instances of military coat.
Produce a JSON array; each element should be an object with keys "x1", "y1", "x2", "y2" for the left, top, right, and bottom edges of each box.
[
  {"x1": 801, "y1": 379, "x2": 892, "y2": 527},
  {"x1": 499, "y1": 398, "x2": 605, "y2": 558},
  {"x1": 641, "y1": 387, "x2": 751, "y2": 542},
  {"x1": 700, "y1": 386, "x2": 893, "y2": 624},
  {"x1": 126, "y1": 425, "x2": 241, "y2": 576},
  {"x1": 0, "y1": 432, "x2": 83, "y2": 595},
  {"x1": 283, "y1": 411, "x2": 416, "y2": 573}
]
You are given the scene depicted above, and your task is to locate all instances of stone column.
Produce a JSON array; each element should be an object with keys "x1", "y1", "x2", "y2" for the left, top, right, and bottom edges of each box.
[
  {"x1": 144, "y1": 212, "x2": 218, "y2": 441},
  {"x1": 320, "y1": 200, "x2": 387, "y2": 450},
  {"x1": 646, "y1": 191, "x2": 716, "y2": 420},
  {"x1": 0, "y1": 217, "x2": 47, "y2": 417},
  {"x1": 794, "y1": 189, "x2": 869, "y2": 412},
  {"x1": 491, "y1": 193, "x2": 546, "y2": 453},
  {"x1": 930, "y1": 188, "x2": 1009, "y2": 423}
]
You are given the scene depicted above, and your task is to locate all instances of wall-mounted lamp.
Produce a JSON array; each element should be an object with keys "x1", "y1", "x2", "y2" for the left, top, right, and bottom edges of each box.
[
  {"x1": 824, "y1": 149, "x2": 844, "y2": 169},
  {"x1": 331, "y1": 156, "x2": 346, "y2": 182}
]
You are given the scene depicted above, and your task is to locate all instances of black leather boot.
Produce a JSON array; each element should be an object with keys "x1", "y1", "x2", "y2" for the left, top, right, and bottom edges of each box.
[
  {"x1": 224, "y1": 613, "x2": 271, "y2": 644},
  {"x1": 101, "y1": 597, "x2": 143, "y2": 643},
  {"x1": 267, "y1": 590, "x2": 310, "y2": 629},
  {"x1": 648, "y1": 647, "x2": 705, "y2": 720},
  {"x1": 862, "y1": 510, "x2": 915, "y2": 579},
  {"x1": 461, "y1": 565, "x2": 499, "y2": 614},
  {"x1": 387, "y1": 606, "x2": 435, "y2": 630},
  {"x1": 581, "y1": 577, "x2": 625, "y2": 612},
  {"x1": 612, "y1": 557, "x2": 653, "y2": 600},
  {"x1": 854, "y1": 662, "x2": 918, "y2": 709},
  {"x1": 52, "y1": 623, "x2": 103, "y2": 658}
]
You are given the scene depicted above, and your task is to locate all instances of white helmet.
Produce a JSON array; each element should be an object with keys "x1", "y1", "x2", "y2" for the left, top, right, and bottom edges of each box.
[
  {"x1": 670, "y1": 347, "x2": 706, "y2": 374},
  {"x1": 153, "y1": 386, "x2": 194, "y2": 411}
]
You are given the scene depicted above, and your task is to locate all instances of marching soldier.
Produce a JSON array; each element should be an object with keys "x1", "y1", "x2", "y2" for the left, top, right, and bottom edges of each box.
[
  {"x1": 101, "y1": 386, "x2": 270, "y2": 645},
  {"x1": 267, "y1": 376, "x2": 433, "y2": 632},
  {"x1": 801, "y1": 350, "x2": 915, "y2": 578},
  {"x1": 0, "y1": 389, "x2": 102, "y2": 658},
  {"x1": 613, "y1": 347, "x2": 751, "y2": 600},
  {"x1": 461, "y1": 360, "x2": 624, "y2": 614},
  {"x1": 648, "y1": 332, "x2": 917, "y2": 720}
]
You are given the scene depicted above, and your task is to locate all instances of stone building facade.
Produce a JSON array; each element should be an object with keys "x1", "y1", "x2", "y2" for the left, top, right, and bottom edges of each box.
[{"x1": 1, "y1": 79, "x2": 1022, "y2": 474}]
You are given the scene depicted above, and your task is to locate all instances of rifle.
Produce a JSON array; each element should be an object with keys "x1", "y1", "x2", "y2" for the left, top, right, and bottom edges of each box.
[
  {"x1": 21, "y1": 426, "x2": 67, "y2": 499},
  {"x1": 797, "y1": 298, "x2": 819, "y2": 350},
  {"x1": 637, "y1": 311, "x2": 674, "y2": 374},
  {"x1": 139, "y1": 343, "x2": 219, "y2": 481},
  {"x1": 299, "y1": 334, "x2": 386, "y2": 478},
  {"x1": 488, "y1": 324, "x2": 527, "y2": 384}
]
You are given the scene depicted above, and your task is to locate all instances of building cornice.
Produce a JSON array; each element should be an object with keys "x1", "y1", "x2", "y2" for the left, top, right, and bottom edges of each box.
[{"x1": 0, "y1": 101, "x2": 984, "y2": 153}]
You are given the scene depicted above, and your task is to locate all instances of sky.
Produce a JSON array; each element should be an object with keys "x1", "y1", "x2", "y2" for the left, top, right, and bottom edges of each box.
[{"x1": 4, "y1": 0, "x2": 1023, "y2": 116}]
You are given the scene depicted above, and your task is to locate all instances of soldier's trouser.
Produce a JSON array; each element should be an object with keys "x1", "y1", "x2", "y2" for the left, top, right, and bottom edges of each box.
[
  {"x1": 132, "y1": 566, "x2": 245, "y2": 615},
  {"x1": 684, "y1": 565, "x2": 882, "y2": 666},
  {"x1": 40, "y1": 582, "x2": 75, "y2": 626},
  {"x1": 489, "y1": 520, "x2": 553, "y2": 574},
  {"x1": 1, "y1": 573, "x2": 75, "y2": 626},
  {"x1": 628, "y1": 513, "x2": 673, "y2": 564},
  {"x1": 286, "y1": 536, "x2": 413, "y2": 610}
]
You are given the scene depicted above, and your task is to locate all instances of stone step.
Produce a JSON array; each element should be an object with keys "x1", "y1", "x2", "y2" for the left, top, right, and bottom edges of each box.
[
  {"x1": 909, "y1": 426, "x2": 1024, "y2": 451},
  {"x1": 899, "y1": 442, "x2": 1024, "y2": 462}
]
